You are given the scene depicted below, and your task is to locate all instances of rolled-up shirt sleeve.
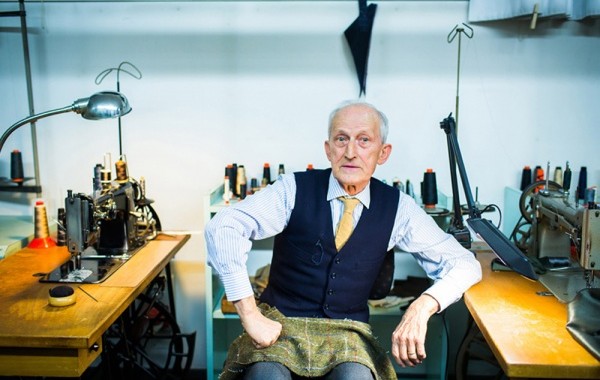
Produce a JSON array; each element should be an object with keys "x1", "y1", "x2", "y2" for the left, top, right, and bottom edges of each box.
[
  {"x1": 390, "y1": 192, "x2": 482, "y2": 312},
  {"x1": 205, "y1": 174, "x2": 296, "y2": 302}
]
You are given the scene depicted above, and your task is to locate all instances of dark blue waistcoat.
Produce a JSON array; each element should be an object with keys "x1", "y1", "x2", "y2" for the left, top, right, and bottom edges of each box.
[{"x1": 260, "y1": 168, "x2": 399, "y2": 323}]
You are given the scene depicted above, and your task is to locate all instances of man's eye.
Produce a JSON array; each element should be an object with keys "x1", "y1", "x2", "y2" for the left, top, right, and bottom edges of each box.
[{"x1": 358, "y1": 137, "x2": 371, "y2": 147}]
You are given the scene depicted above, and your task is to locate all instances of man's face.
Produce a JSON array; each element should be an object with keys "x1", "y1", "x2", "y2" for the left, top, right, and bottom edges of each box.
[{"x1": 324, "y1": 104, "x2": 392, "y2": 195}]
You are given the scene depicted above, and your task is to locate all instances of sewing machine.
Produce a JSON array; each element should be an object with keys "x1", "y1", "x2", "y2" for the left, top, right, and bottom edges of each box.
[
  {"x1": 40, "y1": 174, "x2": 158, "y2": 283},
  {"x1": 527, "y1": 187, "x2": 599, "y2": 302}
]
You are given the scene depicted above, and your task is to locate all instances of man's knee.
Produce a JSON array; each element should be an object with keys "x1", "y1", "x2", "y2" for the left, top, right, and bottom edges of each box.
[
  {"x1": 327, "y1": 362, "x2": 375, "y2": 380},
  {"x1": 243, "y1": 361, "x2": 292, "y2": 380}
]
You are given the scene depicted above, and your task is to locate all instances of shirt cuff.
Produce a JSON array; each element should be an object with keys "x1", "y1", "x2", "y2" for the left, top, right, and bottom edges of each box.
[
  {"x1": 423, "y1": 280, "x2": 462, "y2": 312},
  {"x1": 220, "y1": 269, "x2": 255, "y2": 302}
]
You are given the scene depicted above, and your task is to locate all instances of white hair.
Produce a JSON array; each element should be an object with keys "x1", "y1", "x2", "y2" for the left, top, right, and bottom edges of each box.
[{"x1": 327, "y1": 100, "x2": 389, "y2": 143}]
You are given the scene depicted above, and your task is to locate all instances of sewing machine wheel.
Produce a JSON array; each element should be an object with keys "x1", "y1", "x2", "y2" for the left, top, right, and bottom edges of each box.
[
  {"x1": 510, "y1": 219, "x2": 532, "y2": 253},
  {"x1": 519, "y1": 180, "x2": 563, "y2": 223},
  {"x1": 510, "y1": 180, "x2": 563, "y2": 254}
]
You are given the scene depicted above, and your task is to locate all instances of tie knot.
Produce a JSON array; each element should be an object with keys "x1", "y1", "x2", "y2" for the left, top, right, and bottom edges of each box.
[
  {"x1": 340, "y1": 197, "x2": 360, "y2": 213},
  {"x1": 335, "y1": 197, "x2": 360, "y2": 250}
]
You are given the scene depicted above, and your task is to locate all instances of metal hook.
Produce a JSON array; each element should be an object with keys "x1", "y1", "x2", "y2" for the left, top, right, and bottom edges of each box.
[
  {"x1": 447, "y1": 23, "x2": 474, "y2": 43},
  {"x1": 94, "y1": 61, "x2": 142, "y2": 156},
  {"x1": 95, "y1": 61, "x2": 142, "y2": 87}
]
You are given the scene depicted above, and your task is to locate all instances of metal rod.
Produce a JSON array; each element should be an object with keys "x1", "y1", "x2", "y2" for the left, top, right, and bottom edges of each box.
[
  {"x1": 18, "y1": 0, "x2": 42, "y2": 197},
  {"x1": 447, "y1": 23, "x2": 473, "y2": 133},
  {"x1": 0, "y1": 106, "x2": 73, "y2": 153}
]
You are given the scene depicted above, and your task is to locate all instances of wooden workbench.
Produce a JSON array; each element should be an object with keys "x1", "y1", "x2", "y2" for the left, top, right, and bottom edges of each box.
[
  {"x1": 464, "y1": 243, "x2": 600, "y2": 379},
  {"x1": 0, "y1": 233, "x2": 189, "y2": 377}
]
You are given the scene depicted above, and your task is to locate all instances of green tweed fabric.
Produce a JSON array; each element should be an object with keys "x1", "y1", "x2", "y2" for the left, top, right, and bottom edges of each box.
[{"x1": 219, "y1": 305, "x2": 397, "y2": 380}]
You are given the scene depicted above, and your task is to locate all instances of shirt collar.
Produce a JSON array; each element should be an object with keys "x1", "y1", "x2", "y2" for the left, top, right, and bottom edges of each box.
[{"x1": 326, "y1": 172, "x2": 371, "y2": 209}]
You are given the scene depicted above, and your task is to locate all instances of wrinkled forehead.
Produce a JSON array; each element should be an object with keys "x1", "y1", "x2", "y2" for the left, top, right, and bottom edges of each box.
[{"x1": 330, "y1": 104, "x2": 381, "y2": 134}]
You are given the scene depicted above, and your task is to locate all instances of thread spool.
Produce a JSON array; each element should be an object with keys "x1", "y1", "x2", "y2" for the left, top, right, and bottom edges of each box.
[
  {"x1": 225, "y1": 164, "x2": 234, "y2": 187},
  {"x1": 101, "y1": 153, "x2": 112, "y2": 189},
  {"x1": 534, "y1": 165, "x2": 544, "y2": 193},
  {"x1": 535, "y1": 165, "x2": 543, "y2": 180},
  {"x1": 421, "y1": 169, "x2": 438, "y2": 208},
  {"x1": 223, "y1": 175, "x2": 232, "y2": 204},
  {"x1": 577, "y1": 166, "x2": 588, "y2": 203},
  {"x1": 262, "y1": 163, "x2": 271, "y2": 187},
  {"x1": 115, "y1": 156, "x2": 129, "y2": 183},
  {"x1": 406, "y1": 179, "x2": 415, "y2": 199},
  {"x1": 553, "y1": 166, "x2": 563, "y2": 186},
  {"x1": 224, "y1": 164, "x2": 236, "y2": 196},
  {"x1": 585, "y1": 186, "x2": 596, "y2": 207},
  {"x1": 28, "y1": 200, "x2": 56, "y2": 249},
  {"x1": 93, "y1": 164, "x2": 102, "y2": 192},
  {"x1": 236, "y1": 165, "x2": 246, "y2": 197},
  {"x1": 520, "y1": 166, "x2": 532, "y2": 191},
  {"x1": 10, "y1": 150, "x2": 24, "y2": 183},
  {"x1": 231, "y1": 163, "x2": 238, "y2": 196},
  {"x1": 563, "y1": 163, "x2": 572, "y2": 193},
  {"x1": 250, "y1": 178, "x2": 259, "y2": 194},
  {"x1": 392, "y1": 177, "x2": 404, "y2": 192}
]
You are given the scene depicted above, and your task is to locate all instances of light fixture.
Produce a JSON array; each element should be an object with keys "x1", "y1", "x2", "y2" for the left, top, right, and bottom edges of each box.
[{"x1": 0, "y1": 91, "x2": 132, "y2": 153}]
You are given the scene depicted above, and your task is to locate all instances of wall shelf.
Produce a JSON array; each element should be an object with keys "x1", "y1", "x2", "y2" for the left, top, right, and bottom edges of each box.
[
  {"x1": 0, "y1": 178, "x2": 41, "y2": 193},
  {"x1": 0, "y1": 0, "x2": 42, "y2": 197}
]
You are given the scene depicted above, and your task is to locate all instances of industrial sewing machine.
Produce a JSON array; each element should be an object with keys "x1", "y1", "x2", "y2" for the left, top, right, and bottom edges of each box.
[
  {"x1": 522, "y1": 183, "x2": 599, "y2": 302},
  {"x1": 40, "y1": 158, "x2": 159, "y2": 283}
]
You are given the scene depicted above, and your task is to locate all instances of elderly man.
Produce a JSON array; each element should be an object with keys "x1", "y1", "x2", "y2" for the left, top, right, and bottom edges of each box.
[{"x1": 205, "y1": 100, "x2": 482, "y2": 380}]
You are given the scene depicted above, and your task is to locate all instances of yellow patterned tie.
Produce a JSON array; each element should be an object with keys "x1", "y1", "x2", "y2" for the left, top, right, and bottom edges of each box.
[{"x1": 335, "y1": 197, "x2": 360, "y2": 250}]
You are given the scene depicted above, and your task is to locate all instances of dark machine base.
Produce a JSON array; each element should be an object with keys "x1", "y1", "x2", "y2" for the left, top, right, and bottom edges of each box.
[{"x1": 39, "y1": 243, "x2": 146, "y2": 284}]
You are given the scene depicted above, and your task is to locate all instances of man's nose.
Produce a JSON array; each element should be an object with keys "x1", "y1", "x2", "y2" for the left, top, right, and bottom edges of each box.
[{"x1": 344, "y1": 139, "x2": 357, "y2": 158}]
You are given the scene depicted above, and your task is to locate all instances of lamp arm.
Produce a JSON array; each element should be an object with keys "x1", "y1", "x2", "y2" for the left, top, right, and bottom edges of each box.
[
  {"x1": 440, "y1": 114, "x2": 481, "y2": 219},
  {"x1": 446, "y1": 131, "x2": 465, "y2": 229},
  {"x1": 0, "y1": 104, "x2": 74, "y2": 153}
]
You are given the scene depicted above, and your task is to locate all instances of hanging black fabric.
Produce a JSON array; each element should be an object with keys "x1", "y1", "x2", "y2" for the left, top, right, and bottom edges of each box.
[{"x1": 344, "y1": 0, "x2": 377, "y2": 97}]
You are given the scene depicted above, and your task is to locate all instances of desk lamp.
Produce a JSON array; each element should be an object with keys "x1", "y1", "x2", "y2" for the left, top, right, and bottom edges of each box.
[
  {"x1": 0, "y1": 91, "x2": 131, "y2": 249},
  {"x1": 440, "y1": 113, "x2": 538, "y2": 281},
  {"x1": 0, "y1": 91, "x2": 131, "y2": 154}
]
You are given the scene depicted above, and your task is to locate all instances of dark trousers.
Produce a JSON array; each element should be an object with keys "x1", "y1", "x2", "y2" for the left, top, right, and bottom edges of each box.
[{"x1": 243, "y1": 361, "x2": 375, "y2": 380}]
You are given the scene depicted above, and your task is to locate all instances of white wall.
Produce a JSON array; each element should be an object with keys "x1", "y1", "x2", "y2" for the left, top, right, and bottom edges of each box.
[{"x1": 1, "y1": 0, "x2": 600, "y2": 369}]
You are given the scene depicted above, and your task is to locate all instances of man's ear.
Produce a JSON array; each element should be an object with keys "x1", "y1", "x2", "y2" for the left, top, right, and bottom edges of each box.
[
  {"x1": 378, "y1": 143, "x2": 392, "y2": 165},
  {"x1": 324, "y1": 140, "x2": 332, "y2": 162}
]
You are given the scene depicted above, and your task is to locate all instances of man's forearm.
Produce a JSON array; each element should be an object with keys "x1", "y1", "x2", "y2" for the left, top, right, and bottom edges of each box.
[{"x1": 234, "y1": 295, "x2": 260, "y2": 321}]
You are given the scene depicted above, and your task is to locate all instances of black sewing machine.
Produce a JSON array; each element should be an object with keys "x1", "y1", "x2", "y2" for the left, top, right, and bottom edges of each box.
[{"x1": 40, "y1": 176, "x2": 158, "y2": 284}]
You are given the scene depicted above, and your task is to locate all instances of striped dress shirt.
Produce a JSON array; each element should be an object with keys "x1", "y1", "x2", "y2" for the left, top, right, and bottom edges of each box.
[{"x1": 205, "y1": 172, "x2": 482, "y2": 312}]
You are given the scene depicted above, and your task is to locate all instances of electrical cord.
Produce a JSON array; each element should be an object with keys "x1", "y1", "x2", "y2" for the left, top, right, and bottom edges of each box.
[{"x1": 479, "y1": 203, "x2": 502, "y2": 229}]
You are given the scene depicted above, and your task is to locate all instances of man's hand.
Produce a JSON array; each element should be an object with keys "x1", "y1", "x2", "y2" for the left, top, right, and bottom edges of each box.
[
  {"x1": 234, "y1": 296, "x2": 282, "y2": 349},
  {"x1": 391, "y1": 294, "x2": 439, "y2": 367}
]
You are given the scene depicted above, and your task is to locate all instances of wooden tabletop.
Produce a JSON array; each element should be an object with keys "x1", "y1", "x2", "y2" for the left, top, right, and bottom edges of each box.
[
  {"x1": 0, "y1": 233, "x2": 189, "y2": 377},
  {"x1": 465, "y1": 243, "x2": 600, "y2": 379}
]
